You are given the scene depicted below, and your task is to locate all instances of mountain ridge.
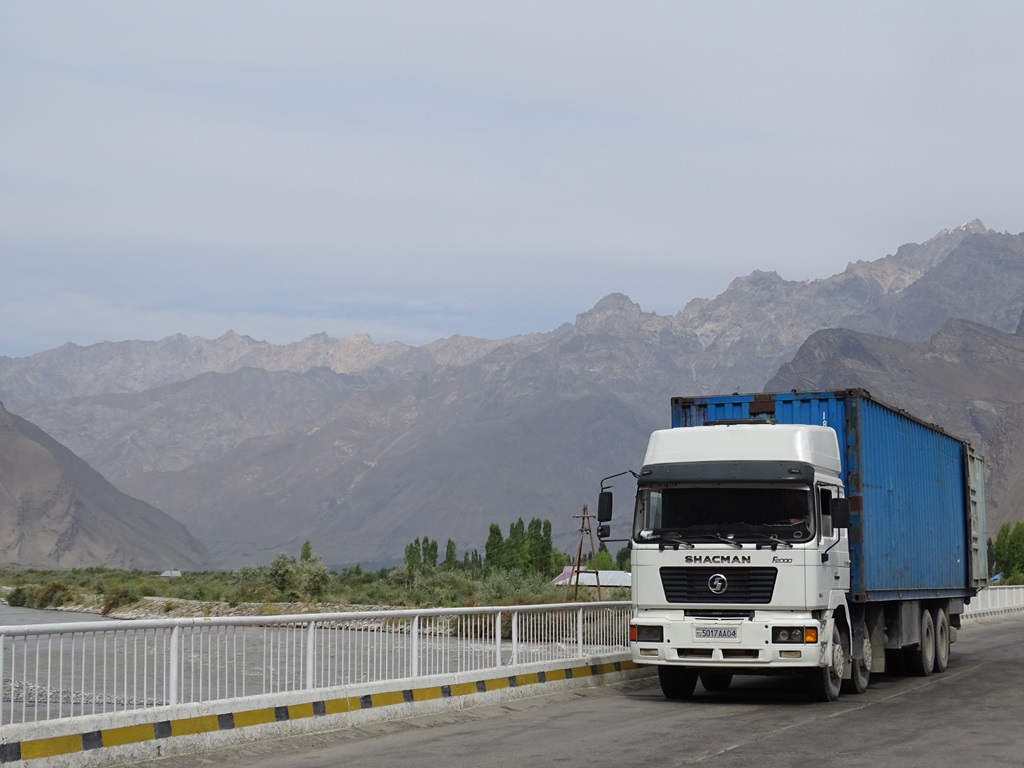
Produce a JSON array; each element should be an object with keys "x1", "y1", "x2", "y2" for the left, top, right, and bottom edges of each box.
[
  {"x1": 0, "y1": 403, "x2": 210, "y2": 569},
  {"x1": 2, "y1": 220, "x2": 1023, "y2": 567}
]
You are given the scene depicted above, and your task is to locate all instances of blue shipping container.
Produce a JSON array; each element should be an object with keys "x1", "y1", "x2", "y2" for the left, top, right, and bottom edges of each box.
[{"x1": 670, "y1": 389, "x2": 983, "y2": 601}]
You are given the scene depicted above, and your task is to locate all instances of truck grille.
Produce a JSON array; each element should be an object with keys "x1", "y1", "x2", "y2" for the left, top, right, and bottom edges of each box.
[{"x1": 660, "y1": 567, "x2": 778, "y2": 604}]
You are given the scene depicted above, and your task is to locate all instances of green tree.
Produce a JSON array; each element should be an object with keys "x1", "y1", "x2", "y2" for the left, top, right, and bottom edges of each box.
[
  {"x1": 404, "y1": 538, "x2": 423, "y2": 573},
  {"x1": 527, "y1": 518, "x2": 546, "y2": 575},
  {"x1": 506, "y1": 518, "x2": 528, "y2": 571},
  {"x1": 992, "y1": 521, "x2": 1024, "y2": 581},
  {"x1": 422, "y1": 537, "x2": 439, "y2": 570},
  {"x1": 231, "y1": 565, "x2": 271, "y2": 601},
  {"x1": 443, "y1": 539, "x2": 458, "y2": 570},
  {"x1": 615, "y1": 546, "x2": 631, "y2": 572},
  {"x1": 269, "y1": 553, "x2": 298, "y2": 594},
  {"x1": 541, "y1": 520, "x2": 554, "y2": 576},
  {"x1": 485, "y1": 524, "x2": 505, "y2": 571},
  {"x1": 300, "y1": 558, "x2": 331, "y2": 598},
  {"x1": 593, "y1": 541, "x2": 615, "y2": 571},
  {"x1": 300, "y1": 541, "x2": 313, "y2": 563}
]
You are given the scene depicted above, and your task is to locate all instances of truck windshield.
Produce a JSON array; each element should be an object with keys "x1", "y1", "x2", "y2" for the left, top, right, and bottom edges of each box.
[{"x1": 633, "y1": 486, "x2": 814, "y2": 543}]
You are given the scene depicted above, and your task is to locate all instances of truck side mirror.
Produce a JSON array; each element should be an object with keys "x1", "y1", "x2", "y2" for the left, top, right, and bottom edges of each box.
[
  {"x1": 597, "y1": 524, "x2": 610, "y2": 539},
  {"x1": 829, "y1": 497, "x2": 850, "y2": 529},
  {"x1": 597, "y1": 491, "x2": 613, "y2": 523}
]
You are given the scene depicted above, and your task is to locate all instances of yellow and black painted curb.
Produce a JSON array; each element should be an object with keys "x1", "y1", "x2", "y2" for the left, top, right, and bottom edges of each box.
[{"x1": 1, "y1": 660, "x2": 639, "y2": 763}]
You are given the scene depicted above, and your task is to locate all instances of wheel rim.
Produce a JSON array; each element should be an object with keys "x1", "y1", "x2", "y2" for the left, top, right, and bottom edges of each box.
[{"x1": 830, "y1": 626, "x2": 845, "y2": 686}]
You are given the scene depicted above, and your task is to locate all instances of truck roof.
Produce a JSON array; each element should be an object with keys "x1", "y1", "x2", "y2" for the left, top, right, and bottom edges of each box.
[{"x1": 643, "y1": 423, "x2": 841, "y2": 476}]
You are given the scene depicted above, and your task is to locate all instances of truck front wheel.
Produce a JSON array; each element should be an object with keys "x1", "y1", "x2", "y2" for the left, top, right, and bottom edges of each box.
[
  {"x1": 807, "y1": 622, "x2": 844, "y2": 702},
  {"x1": 658, "y1": 667, "x2": 698, "y2": 700},
  {"x1": 700, "y1": 673, "x2": 733, "y2": 691}
]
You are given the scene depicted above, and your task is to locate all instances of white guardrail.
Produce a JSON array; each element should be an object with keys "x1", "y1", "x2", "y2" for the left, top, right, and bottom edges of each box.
[
  {"x1": 962, "y1": 584, "x2": 1024, "y2": 618},
  {"x1": 1, "y1": 584, "x2": 1020, "y2": 729},
  {"x1": 0, "y1": 602, "x2": 632, "y2": 727}
]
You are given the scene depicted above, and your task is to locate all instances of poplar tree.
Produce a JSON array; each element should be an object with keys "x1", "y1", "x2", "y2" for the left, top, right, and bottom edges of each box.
[
  {"x1": 422, "y1": 537, "x2": 439, "y2": 570},
  {"x1": 404, "y1": 538, "x2": 422, "y2": 572},
  {"x1": 484, "y1": 524, "x2": 505, "y2": 571},
  {"x1": 443, "y1": 539, "x2": 458, "y2": 570},
  {"x1": 507, "y1": 518, "x2": 527, "y2": 571}
]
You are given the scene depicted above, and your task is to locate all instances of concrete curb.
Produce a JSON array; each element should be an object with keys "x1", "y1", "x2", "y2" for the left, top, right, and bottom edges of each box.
[
  {"x1": 961, "y1": 605, "x2": 1024, "y2": 620},
  {"x1": 0, "y1": 655, "x2": 651, "y2": 767}
]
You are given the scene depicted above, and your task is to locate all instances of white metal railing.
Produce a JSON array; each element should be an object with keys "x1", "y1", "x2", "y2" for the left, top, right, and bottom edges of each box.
[
  {"x1": 0, "y1": 602, "x2": 631, "y2": 726},
  {"x1": 963, "y1": 584, "x2": 1024, "y2": 618}
]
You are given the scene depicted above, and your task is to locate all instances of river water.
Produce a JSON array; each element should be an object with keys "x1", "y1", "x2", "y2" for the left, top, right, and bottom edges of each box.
[{"x1": 0, "y1": 602, "x2": 112, "y2": 627}]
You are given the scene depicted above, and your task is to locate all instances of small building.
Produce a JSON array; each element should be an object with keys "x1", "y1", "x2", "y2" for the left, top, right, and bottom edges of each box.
[{"x1": 552, "y1": 566, "x2": 631, "y2": 588}]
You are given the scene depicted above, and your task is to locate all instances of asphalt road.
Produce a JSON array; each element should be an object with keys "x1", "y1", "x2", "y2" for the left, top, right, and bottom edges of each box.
[{"x1": 134, "y1": 614, "x2": 1024, "y2": 768}]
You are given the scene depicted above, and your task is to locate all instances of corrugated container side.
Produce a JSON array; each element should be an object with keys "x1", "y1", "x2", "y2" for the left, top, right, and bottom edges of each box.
[
  {"x1": 669, "y1": 390, "x2": 977, "y2": 600},
  {"x1": 849, "y1": 396, "x2": 969, "y2": 600}
]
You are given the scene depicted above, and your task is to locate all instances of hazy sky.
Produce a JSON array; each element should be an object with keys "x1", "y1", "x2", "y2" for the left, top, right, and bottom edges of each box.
[{"x1": 3, "y1": 3, "x2": 1022, "y2": 358}]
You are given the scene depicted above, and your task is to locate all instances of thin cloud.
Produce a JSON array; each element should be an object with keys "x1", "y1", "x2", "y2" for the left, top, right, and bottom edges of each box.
[{"x1": 2, "y1": 3, "x2": 1023, "y2": 357}]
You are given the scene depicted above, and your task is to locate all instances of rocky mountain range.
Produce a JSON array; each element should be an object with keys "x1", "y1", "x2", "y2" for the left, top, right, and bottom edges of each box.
[
  {"x1": 1, "y1": 219, "x2": 1022, "y2": 568},
  {"x1": 766, "y1": 315, "x2": 1024, "y2": 537},
  {"x1": 0, "y1": 402, "x2": 209, "y2": 569}
]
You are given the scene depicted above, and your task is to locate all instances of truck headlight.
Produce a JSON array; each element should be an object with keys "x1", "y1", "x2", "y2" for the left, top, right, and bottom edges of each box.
[
  {"x1": 772, "y1": 626, "x2": 818, "y2": 644},
  {"x1": 632, "y1": 625, "x2": 664, "y2": 643}
]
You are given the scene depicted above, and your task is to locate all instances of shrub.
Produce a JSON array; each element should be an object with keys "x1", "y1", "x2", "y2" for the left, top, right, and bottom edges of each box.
[
  {"x1": 300, "y1": 560, "x2": 331, "y2": 599},
  {"x1": 6, "y1": 582, "x2": 79, "y2": 609},
  {"x1": 7, "y1": 585, "x2": 38, "y2": 607},
  {"x1": 36, "y1": 580, "x2": 78, "y2": 608},
  {"x1": 268, "y1": 553, "x2": 298, "y2": 596},
  {"x1": 101, "y1": 584, "x2": 141, "y2": 615}
]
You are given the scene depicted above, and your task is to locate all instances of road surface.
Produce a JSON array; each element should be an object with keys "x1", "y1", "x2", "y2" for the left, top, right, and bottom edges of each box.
[{"x1": 134, "y1": 614, "x2": 1024, "y2": 768}]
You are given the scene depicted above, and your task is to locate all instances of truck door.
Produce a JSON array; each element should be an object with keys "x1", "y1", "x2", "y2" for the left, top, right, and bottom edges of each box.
[{"x1": 818, "y1": 486, "x2": 849, "y2": 594}]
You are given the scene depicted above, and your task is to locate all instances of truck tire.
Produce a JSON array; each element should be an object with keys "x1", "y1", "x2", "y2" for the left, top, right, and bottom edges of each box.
[
  {"x1": 700, "y1": 673, "x2": 733, "y2": 692},
  {"x1": 841, "y1": 622, "x2": 871, "y2": 694},
  {"x1": 807, "y1": 622, "x2": 844, "y2": 702},
  {"x1": 906, "y1": 608, "x2": 936, "y2": 677},
  {"x1": 933, "y1": 606, "x2": 950, "y2": 673},
  {"x1": 658, "y1": 667, "x2": 698, "y2": 700}
]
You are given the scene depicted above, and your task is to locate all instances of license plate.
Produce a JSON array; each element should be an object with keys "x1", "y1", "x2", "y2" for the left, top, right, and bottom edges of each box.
[{"x1": 695, "y1": 626, "x2": 739, "y2": 641}]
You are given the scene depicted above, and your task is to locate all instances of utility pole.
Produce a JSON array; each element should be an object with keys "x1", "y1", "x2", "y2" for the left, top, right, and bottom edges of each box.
[{"x1": 571, "y1": 504, "x2": 603, "y2": 601}]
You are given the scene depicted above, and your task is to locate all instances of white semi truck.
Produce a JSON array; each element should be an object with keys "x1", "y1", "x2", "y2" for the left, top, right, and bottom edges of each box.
[{"x1": 597, "y1": 389, "x2": 987, "y2": 701}]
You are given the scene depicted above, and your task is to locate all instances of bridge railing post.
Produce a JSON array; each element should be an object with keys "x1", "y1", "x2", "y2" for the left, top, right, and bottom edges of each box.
[
  {"x1": 169, "y1": 625, "x2": 179, "y2": 706},
  {"x1": 495, "y1": 612, "x2": 502, "y2": 667},
  {"x1": 305, "y1": 620, "x2": 316, "y2": 690},
  {"x1": 577, "y1": 606, "x2": 584, "y2": 657},
  {"x1": 0, "y1": 634, "x2": 5, "y2": 726},
  {"x1": 510, "y1": 609, "x2": 518, "y2": 665},
  {"x1": 411, "y1": 615, "x2": 419, "y2": 679}
]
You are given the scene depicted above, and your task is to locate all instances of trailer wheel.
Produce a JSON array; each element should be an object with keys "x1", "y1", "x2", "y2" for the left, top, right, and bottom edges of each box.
[
  {"x1": 658, "y1": 667, "x2": 698, "y2": 700},
  {"x1": 907, "y1": 608, "x2": 935, "y2": 677},
  {"x1": 933, "y1": 606, "x2": 950, "y2": 673},
  {"x1": 807, "y1": 622, "x2": 844, "y2": 702},
  {"x1": 700, "y1": 673, "x2": 733, "y2": 692}
]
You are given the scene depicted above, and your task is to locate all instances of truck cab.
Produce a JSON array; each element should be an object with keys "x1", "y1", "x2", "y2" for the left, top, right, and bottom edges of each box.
[{"x1": 601, "y1": 421, "x2": 853, "y2": 701}]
